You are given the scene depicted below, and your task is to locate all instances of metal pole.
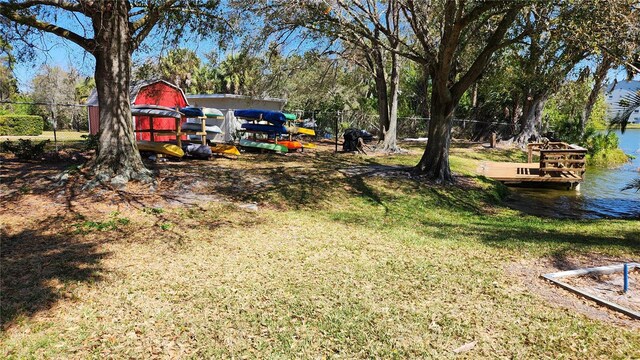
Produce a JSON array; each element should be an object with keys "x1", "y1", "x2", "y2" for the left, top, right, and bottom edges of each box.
[
  {"x1": 51, "y1": 109, "x2": 58, "y2": 152},
  {"x1": 624, "y1": 263, "x2": 629, "y2": 293},
  {"x1": 335, "y1": 111, "x2": 339, "y2": 153}
]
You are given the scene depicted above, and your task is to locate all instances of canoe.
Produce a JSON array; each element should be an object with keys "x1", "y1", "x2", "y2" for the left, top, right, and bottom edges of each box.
[
  {"x1": 283, "y1": 113, "x2": 297, "y2": 121},
  {"x1": 241, "y1": 123, "x2": 288, "y2": 134},
  {"x1": 132, "y1": 104, "x2": 178, "y2": 112},
  {"x1": 302, "y1": 142, "x2": 317, "y2": 149},
  {"x1": 258, "y1": 140, "x2": 302, "y2": 151},
  {"x1": 286, "y1": 126, "x2": 315, "y2": 136},
  {"x1": 234, "y1": 109, "x2": 286, "y2": 125},
  {"x1": 181, "y1": 122, "x2": 222, "y2": 133},
  {"x1": 239, "y1": 139, "x2": 288, "y2": 153},
  {"x1": 180, "y1": 107, "x2": 204, "y2": 117},
  {"x1": 203, "y1": 107, "x2": 224, "y2": 118},
  {"x1": 131, "y1": 107, "x2": 182, "y2": 119},
  {"x1": 210, "y1": 144, "x2": 241, "y2": 156},
  {"x1": 137, "y1": 140, "x2": 184, "y2": 157}
]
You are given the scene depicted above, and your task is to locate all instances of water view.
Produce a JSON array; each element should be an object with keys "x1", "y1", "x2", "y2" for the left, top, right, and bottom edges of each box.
[{"x1": 507, "y1": 129, "x2": 640, "y2": 219}]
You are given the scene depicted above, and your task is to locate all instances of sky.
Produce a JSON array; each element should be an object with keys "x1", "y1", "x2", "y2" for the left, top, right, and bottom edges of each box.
[{"x1": 9, "y1": 9, "x2": 639, "y2": 95}]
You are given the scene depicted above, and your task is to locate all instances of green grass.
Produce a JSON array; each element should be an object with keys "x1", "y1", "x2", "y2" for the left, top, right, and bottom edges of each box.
[
  {"x1": 1, "y1": 143, "x2": 638, "y2": 358},
  {"x1": 0, "y1": 131, "x2": 88, "y2": 142}
]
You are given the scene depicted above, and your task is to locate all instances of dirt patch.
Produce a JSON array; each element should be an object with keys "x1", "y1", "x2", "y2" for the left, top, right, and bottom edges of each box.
[
  {"x1": 562, "y1": 268, "x2": 640, "y2": 313},
  {"x1": 507, "y1": 254, "x2": 640, "y2": 327}
]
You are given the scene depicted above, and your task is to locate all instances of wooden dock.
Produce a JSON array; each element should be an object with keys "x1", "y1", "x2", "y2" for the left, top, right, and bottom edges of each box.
[{"x1": 478, "y1": 142, "x2": 587, "y2": 188}]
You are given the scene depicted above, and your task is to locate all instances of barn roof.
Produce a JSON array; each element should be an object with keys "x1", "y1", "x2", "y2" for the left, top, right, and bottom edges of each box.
[{"x1": 85, "y1": 79, "x2": 187, "y2": 106}]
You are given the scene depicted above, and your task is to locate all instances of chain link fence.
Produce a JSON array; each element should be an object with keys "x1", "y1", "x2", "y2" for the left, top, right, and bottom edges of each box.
[{"x1": 288, "y1": 109, "x2": 521, "y2": 141}]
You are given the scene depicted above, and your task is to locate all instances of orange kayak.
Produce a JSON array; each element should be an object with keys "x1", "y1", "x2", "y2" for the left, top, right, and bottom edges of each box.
[
  {"x1": 275, "y1": 140, "x2": 302, "y2": 151},
  {"x1": 258, "y1": 140, "x2": 303, "y2": 151}
]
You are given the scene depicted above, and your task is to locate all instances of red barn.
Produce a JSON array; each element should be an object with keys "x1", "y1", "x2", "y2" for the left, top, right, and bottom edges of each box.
[{"x1": 86, "y1": 80, "x2": 189, "y2": 141}]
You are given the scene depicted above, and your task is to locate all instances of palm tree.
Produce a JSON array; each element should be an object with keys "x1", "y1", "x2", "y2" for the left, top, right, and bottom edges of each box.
[{"x1": 610, "y1": 91, "x2": 640, "y2": 133}]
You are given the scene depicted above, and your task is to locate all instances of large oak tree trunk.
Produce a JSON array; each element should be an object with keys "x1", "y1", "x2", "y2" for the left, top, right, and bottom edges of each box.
[
  {"x1": 89, "y1": 2, "x2": 151, "y2": 185},
  {"x1": 415, "y1": 84, "x2": 455, "y2": 183},
  {"x1": 514, "y1": 94, "x2": 546, "y2": 145},
  {"x1": 381, "y1": 51, "x2": 400, "y2": 152}
]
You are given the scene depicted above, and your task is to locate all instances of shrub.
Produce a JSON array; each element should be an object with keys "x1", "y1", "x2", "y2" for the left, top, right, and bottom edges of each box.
[
  {"x1": 0, "y1": 139, "x2": 50, "y2": 160},
  {"x1": 81, "y1": 133, "x2": 99, "y2": 150},
  {"x1": 0, "y1": 115, "x2": 44, "y2": 136}
]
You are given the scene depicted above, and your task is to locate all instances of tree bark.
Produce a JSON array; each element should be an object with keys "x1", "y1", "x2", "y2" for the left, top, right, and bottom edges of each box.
[
  {"x1": 580, "y1": 55, "x2": 612, "y2": 133},
  {"x1": 415, "y1": 79, "x2": 455, "y2": 183},
  {"x1": 373, "y1": 48, "x2": 390, "y2": 140},
  {"x1": 514, "y1": 94, "x2": 546, "y2": 145},
  {"x1": 381, "y1": 51, "x2": 400, "y2": 152},
  {"x1": 89, "y1": 2, "x2": 151, "y2": 185}
]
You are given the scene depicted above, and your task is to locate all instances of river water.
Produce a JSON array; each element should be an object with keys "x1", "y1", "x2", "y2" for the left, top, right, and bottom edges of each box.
[{"x1": 506, "y1": 129, "x2": 640, "y2": 219}]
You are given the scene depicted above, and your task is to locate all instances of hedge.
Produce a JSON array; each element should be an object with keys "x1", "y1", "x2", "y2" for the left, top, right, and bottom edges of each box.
[{"x1": 0, "y1": 115, "x2": 44, "y2": 136}]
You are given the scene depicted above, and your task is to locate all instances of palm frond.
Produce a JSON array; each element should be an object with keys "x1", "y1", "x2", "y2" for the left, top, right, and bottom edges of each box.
[
  {"x1": 610, "y1": 90, "x2": 640, "y2": 134},
  {"x1": 622, "y1": 178, "x2": 640, "y2": 192}
]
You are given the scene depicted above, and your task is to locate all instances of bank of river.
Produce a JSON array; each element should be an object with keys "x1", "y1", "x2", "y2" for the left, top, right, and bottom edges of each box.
[{"x1": 506, "y1": 129, "x2": 640, "y2": 219}]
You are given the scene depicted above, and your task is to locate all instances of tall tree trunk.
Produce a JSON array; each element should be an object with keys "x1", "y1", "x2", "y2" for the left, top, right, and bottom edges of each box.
[
  {"x1": 581, "y1": 55, "x2": 612, "y2": 134},
  {"x1": 90, "y1": 2, "x2": 151, "y2": 185},
  {"x1": 415, "y1": 80, "x2": 455, "y2": 183},
  {"x1": 419, "y1": 65, "x2": 430, "y2": 119},
  {"x1": 381, "y1": 51, "x2": 400, "y2": 152},
  {"x1": 514, "y1": 94, "x2": 546, "y2": 145},
  {"x1": 373, "y1": 48, "x2": 390, "y2": 139}
]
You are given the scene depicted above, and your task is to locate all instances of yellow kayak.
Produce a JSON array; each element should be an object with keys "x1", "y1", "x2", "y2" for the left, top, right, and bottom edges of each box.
[
  {"x1": 137, "y1": 141, "x2": 184, "y2": 157},
  {"x1": 302, "y1": 142, "x2": 317, "y2": 149},
  {"x1": 286, "y1": 126, "x2": 315, "y2": 136},
  {"x1": 210, "y1": 144, "x2": 241, "y2": 156}
]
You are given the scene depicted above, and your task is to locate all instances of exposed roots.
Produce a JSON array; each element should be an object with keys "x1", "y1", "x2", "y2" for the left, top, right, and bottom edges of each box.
[{"x1": 82, "y1": 157, "x2": 155, "y2": 190}]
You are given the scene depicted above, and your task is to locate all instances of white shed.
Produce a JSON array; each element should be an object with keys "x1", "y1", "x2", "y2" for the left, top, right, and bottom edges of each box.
[{"x1": 186, "y1": 94, "x2": 287, "y2": 142}]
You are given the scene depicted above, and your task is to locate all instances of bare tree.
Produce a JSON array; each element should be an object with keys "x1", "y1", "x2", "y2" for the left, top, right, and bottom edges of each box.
[
  {"x1": 0, "y1": 0, "x2": 223, "y2": 185},
  {"x1": 243, "y1": 0, "x2": 404, "y2": 152}
]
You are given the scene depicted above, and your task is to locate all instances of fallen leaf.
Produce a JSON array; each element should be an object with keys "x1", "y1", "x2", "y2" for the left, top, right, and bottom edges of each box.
[{"x1": 453, "y1": 341, "x2": 477, "y2": 354}]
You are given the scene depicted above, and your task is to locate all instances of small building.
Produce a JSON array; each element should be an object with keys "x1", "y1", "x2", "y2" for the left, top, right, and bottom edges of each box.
[
  {"x1": 86, "y1": 80, "x2": 189, "y2": 141},
  {"x1": 186, "y1": 94, "x2": 286, "y2": 142}
]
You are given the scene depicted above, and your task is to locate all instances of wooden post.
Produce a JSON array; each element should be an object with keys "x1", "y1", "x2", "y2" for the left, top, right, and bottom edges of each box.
[
  {"x1": 175, "y1": 118, "x2": 182, "y2": 148},
  {"x1": 490, "y1": 132, "x2": 496, "y2": 148},
  {"x1": 201, "y1": 117, "x2": 207, "y2": 145},
  {"x1": 149, "y1": 117, "x2": 155, "y2": 142}
]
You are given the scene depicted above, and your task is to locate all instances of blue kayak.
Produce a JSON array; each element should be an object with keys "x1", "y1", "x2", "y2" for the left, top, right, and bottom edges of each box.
[
  {"x1": 234, "y1": 109, "x2": 286, "y2": 125},
  {"x1": 241, "y1": 123, "x2": 288, "y2": 134},
  {"x1": 180, "y1": 107, "x2": 204, "y2": 117}
]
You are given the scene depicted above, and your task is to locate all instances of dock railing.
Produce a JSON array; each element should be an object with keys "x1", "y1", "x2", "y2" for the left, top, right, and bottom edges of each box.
[{"x1": 527, "y1": 142, "x2": 587, "y2": 178}]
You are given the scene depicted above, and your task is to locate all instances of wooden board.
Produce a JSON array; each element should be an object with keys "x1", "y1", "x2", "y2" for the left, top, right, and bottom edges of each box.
[{"x1": 478, "y1": 161, "x2": 583, "y2": 183}]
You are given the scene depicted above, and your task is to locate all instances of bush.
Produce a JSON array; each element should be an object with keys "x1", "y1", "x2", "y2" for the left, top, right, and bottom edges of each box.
[
  {"x1": 0, "y1": 115, "x2": 44, "y2": 136},
  {"x1": 0, "y1": 139, "x2": 50, "y2": 160},
  {"x1": 81, "y1": 133, "x2": 99, "y2": 150},
  {"x1": 587, "y1": 148, "x2": 629, "y2": 167}
]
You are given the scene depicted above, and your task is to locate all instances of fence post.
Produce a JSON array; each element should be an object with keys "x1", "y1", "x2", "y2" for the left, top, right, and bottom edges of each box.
[
  {"x1": 51, "y1": 109, "x2": 58, "y2": 151},
  {"x1": 335, "y1": 110, "x2": 340, "y2": 153}
]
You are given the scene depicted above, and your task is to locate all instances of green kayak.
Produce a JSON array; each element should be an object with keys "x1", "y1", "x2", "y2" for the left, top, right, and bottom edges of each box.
[
  {"x1": 283, "y1": 113, "x2": 297, "y2": 121},
  {"x1": 239, "y1": 139, "x2": 288, "y2": 153}
]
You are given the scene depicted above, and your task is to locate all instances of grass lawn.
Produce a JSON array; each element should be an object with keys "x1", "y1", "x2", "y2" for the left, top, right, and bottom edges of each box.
[
  {"x1": 1, "y1": 142, "x2": 638, "y2": 358},
  {"x1": 0, "y1": 131, "x2": 88, "y2": 143}
]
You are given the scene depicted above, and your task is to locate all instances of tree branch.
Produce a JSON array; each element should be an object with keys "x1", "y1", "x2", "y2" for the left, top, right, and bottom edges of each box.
[
  {"x1": 451, "y1": 6, "x2": 523, "y2": 99},
  {"x1": 0, "y1": 5, "x2": 95, "y2": 52}
]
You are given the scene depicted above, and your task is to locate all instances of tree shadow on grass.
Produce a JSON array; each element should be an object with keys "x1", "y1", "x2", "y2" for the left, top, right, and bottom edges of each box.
[
  {"x1": 464, "y1": 219, "x2": 640, "y2": 255},
  {"x1": 0, "y1": 216, "x2": 108, "y2": 330}
]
